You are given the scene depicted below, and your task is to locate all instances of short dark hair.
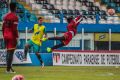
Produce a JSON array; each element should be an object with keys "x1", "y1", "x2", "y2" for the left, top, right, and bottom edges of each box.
[
  {"x1": 10, "y1": 2, "x2": 16, "y2": 12},
  {"x1": 67, "y1": 16, "x2": 73, "y2": 23},
  {"x1": 38, "y1": 17, "x2": 43, "y2": 20}
]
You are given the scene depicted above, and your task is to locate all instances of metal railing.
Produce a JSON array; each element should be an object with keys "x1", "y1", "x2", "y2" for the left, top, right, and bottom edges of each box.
[{"x1": 0, "y1": 25, "x2": 120, "y2": 52}]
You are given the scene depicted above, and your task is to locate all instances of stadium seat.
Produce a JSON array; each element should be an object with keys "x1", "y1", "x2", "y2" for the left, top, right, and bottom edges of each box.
[
  {"x1": 116, "y1": 3, "x2": 120, "y2": 7},
  {"x1": 26, "y1": 0, "x2": 30, "y2": 4},
  {"x1": 75, "y1": 1, "x2": 82, "y2": 7},
  {"x1": 67, "y1": 10, "x2": 74, "y2": 15},
  {"x1": 56, "y1": 0, "x2": 61, "y2": 5},
  {"x1": 107, "y1": 3, "x2": 116, "y2": 8},
  {"x1": 74, "y1": 9, "x2": 81, "y2": 15},
  {"x1": 36, "y1": 4, "x2": 42, "y2": 10},
  {"x1": 2, "y1": 8, "x2": 8, "y2": 14},
  {"x1": 54, "y1": 17, "x2": 60, "y2": 22},
  {"x1": 114, "y1": 0, "x2": 120, "y2": 3},
  {"x1": 62, "y1": 0, "x2": 69, "y2": 8},
  {"x1": 101, "y1": 0, "x2": 109, "y2": 4},
  {"x1": 98, "y1": 10, "x2": 106, "y2": 15},
  {"x1": 0, "y1": 13, "x2": 3, "y2": 21},
  {"x1": 30, "y1": 0, "x2": 35, "y2": 3},
  {"x1": 30, "y1": 14, "x2": 37, "y2": 22},
  {"x1": 87, "y1": 17, "x2": 95, "y2": 24},
  {"x1": 99, "y1": 19, "x2": 107, "y2": 24},
  {"x1": 82, "y1": 5, "x2": 88, "y2": 11},
  {"x1": 69, "y1": 0, "x2": 75, "y2": 6},
  {"x1": 116, "y1": 7, "x2": 120, "y2": 13},
  {"x1": 100, "y1": 15, "x2": 107, "y2": 20},
  {"x1": 87, "y1": 2, "x2": 94, "y2": 7},
  {"x1": 68, "y1": 5, "x2": 75, "y2": 10},
  {"x1": 41, "y1": 9, "x2": 49, "y2": 14},
  {"x1": 95, "y1": 2, "x2": 101, "y2": 8},
  {"x1": 62, "y1": 5, "x2": 68, "y2": 10},
  {"x1": 31, "y1": 3, "x2": 37, "y2": 10},
  {"x1": 47, "y1": 4, "x2": 55, "y2": 10},
  {"x1": 89, "y1": 0, "x2": 94, "y2": 3},
  {"x1": 101, "y1": 6, "x2": 107, "y2": 11},
  {"x1": 55, "y1": 0, "x2": 62, "y2": 10},
  {"x1": 19, "y1": 13, "x2": 24, "y2": 21},
  {"x1": 54, "y1": 9, "x2": 61, "y2": 18},
  {"x1": 42, "y1": 4, "x2": 48, "y2": 9},
  {"x1": 54, "y1": 9, "x2": 61, "y2": 14},
  {"x1": 88, "y1": 7, "x2": 94, "y2": 11},
  {"x1": 49, "y1": 0, "x2": 56, "y2": 5},
  {"x1": 43, "y1": 0, "x2": 49, "y2": 4},
  {"x1": 88, "y1": 11, "x2": 95, "y2": 20},
  {"x1": 25, "y1": 10, "x2": 31, "y2": 21},
  {"x1": 75, "y1": 3, "x2": 81, "y2": 10},
  {"x1": 56, "y1": 4, "x2": 62, "y2": 10},
  {"x1": 62, "y1": 9, "x2": 67, "y2": 15}
]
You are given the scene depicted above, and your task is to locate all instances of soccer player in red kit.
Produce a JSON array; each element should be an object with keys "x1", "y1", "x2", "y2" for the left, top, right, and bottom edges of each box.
[
  {"x1": 2, "y1": 2, "x2": 18, "y2": 73},
  {"x1": 45, "y1": 16, "x2": 83, "y2": 52}
]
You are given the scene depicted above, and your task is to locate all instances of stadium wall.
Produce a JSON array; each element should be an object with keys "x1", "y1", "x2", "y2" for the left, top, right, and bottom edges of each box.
[
  {"x1": 53, "y1": 50, "x2": 120, "y2": 66},
  {"x1": 29, "y1": 53, "x2": 53, "y2": 66},
  {"x1": 18, "y1": 22, "x2": 120, "y2": 32},
  {"x1": 22, "y1": 50, "x2": 120, "y2": 66}
]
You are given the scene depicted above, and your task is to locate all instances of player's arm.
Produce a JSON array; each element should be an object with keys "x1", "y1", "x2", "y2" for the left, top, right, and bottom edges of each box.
[
  {"x1": 42, "y1": 27, "x2": 47, "y2": 41},
  {"x1": 74, "y1": 15, "x2": 83, "y2": 24},
  {"x1": 43, "y1": 28, "x2": 47, "y2": 38},
  {"x1": 14, "y1": 17, "x2": 19, "y2": 38}
]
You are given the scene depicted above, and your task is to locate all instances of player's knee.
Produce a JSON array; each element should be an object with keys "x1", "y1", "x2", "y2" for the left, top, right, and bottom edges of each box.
[{"x1": 25, "y1": 44, "x2": 29, "y2": 49}]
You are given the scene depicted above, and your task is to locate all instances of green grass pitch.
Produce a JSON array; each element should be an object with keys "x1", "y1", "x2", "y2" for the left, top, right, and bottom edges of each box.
[{"x1": 0, "y1": 66, "x2": 120, "y2": 80}]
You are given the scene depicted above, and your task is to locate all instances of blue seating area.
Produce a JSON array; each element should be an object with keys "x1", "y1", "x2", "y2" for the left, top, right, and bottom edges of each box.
[
  {"x1": 16, "y1": 3, "x2": 37, "y2": 22},
  {"x1": 33, "y1": 0, "x2": 119, "y2": 23},
  {"x1": 101, "y1": 0, "x2": 120, "y2": 13},
  {"x1": 0, "y1": 1, "x2": 37, "y2": 22},
  {"x1": 0, "y1": 0, "x2": 120, "y2": 23},
  {"x1": 0, "y1": 0, "x2": 8, "y2": 21}
]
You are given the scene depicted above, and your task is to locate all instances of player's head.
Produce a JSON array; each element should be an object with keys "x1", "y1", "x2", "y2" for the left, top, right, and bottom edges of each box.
[
  {"x1": 10, "y1": 2, "x2": 17, "y2": 12},
  {"x1": 67, "y1": 16, "x2": 73, "y2": 23},
  {"x1": 38, "y1": 17, "x2": 43, "y2": 25},
  {"x1": 12, "y1": 75, "x2": 24, "y2": 80}
]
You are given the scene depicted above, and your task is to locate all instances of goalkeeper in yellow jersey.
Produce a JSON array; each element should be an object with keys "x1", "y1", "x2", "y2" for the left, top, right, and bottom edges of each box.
[{"x1": 23, "y1": 17, "x2": 47, "y2": 67}]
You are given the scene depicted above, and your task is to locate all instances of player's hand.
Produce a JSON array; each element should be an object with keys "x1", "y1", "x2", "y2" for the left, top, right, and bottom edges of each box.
[{"x1": 42, "y1": 37, "x2": 48, "y2": 41}]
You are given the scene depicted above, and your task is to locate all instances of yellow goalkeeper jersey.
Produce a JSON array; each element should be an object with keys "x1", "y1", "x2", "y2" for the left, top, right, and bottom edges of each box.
[{"x1": 31, "y1": 24, "x2": 45, "y2": 46}]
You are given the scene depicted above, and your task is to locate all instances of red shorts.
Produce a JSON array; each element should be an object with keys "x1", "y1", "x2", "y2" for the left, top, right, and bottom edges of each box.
[
  {"x1": 63, "y1": 31, "x2": 73, "y2": 45},
  {"x1": 4, "y1": 39, "x2": 17, "y2": 50}
]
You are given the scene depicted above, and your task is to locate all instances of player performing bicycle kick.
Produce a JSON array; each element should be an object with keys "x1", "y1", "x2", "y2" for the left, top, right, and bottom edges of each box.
[{"x1": 42, "y1": 15, "x2": 83, "y2": 52}]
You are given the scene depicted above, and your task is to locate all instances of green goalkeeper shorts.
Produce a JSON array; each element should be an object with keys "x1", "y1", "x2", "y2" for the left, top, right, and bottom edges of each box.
[{"x1": 27, "y1": 40, "x2": 41, "y2": 53}]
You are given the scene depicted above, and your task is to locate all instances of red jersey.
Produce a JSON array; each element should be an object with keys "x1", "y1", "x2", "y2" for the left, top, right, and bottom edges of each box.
[
  {"x1": 2, "y1": 12, "x2": 18, "y2": 39},
  {"x1": 67, "y1": 16, "x2": 82, "y2": 35}
]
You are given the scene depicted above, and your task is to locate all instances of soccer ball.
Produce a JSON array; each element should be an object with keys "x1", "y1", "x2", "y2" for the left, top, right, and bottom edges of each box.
[
  {"x1": 12, "y1": 75, "x2": 24, "y2": 80},
  {"x1": 107, "y1": 8, "x2": 115, "y2": 15}
]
